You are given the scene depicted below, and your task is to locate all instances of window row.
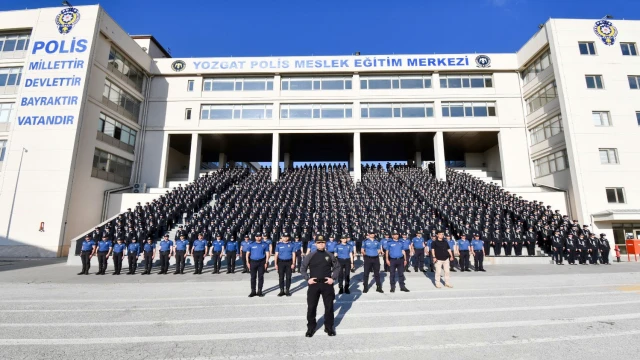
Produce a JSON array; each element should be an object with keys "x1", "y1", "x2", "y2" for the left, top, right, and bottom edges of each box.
[
  {"x1": 102, "y1": 79, "x2": 142, "y2": 122},
  {"x1": 522, "y1": 49, "x2": 552, "y2": 84},
  {"x1": 360, "y1": 75, "x2": 432, "y2": 90},
  {"x1": 200, "y1": 104, "x2": 273, "y2": 120},
  {"x1": 0, "y1": 103, "x2": 14, "y2": 123},
  {"x1": 282, "y1": 77, "x2": 352, "y2": 91},
  {"x1": 98, "y1": 112, "x2": 138, "y2": 147},
  {"x1": 525, "y1": 81, "x2": 557, "y2": 114},
  {"x1": 280, "y1": 104, "x2": 352, "y2": 119},
  {"x1": 360, "y1": 103, "x2": 435, "y2": 118},
  {"x1": 579, "y1": 41, "x2": 638, "y2": 56},
  {"x1": 92, "y1": 148, "x2": 133, "y2": 185},
  {"x1": 529, "y1": 114, "x2": 562, "y2": 145},
  {"x1": 202, "y1": 78, "x2": 274, "y2": 92},
  {"x1": 108, "y1": 46, "x2": 145, "y2": 92},
  {"x1": 0, "y1": 34, "x2": 29, "y2": 56},
  {"x1": 0, "y1": 67, "x2": 22, "y2": 87},
  {"x1": 440, "y1": 74, "x2": 493, "y2": 88},
  {"x1": 441, "y1": 102, "x2": 497, "y2": 117},
  {"x1": 533, "y1": 149, "x2": 568, "y2": 177}
]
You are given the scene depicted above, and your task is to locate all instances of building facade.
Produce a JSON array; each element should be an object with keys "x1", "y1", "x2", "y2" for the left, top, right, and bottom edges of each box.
[{"x1": 0, "y1": 5, "x2": 637, "y2": 257}]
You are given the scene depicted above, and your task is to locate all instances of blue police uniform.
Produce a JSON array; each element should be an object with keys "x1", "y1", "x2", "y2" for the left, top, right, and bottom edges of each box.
[
  {"x1": 326, "y1": 240, "x2": 338, "y2": 253},
  {"x1": 79, "y1": 239, "x2": 96, "y2": 275},
  {"x1": 158, "y1": 239, "x2": 174, "y2": 274},
  {"x1": 401, "y1": 238, "x2": 412, "y2": 271},
  {"x1": 111, "y1": 242, "x2": 126, "y2": 274},
  {"x1": 385, "y1": 240, "x2": 407, "y2": 290},
  {"x1": 126, "y1": 242, "x2": 140, "y2": 274},
  {"x1": 336, "y1": 243, "x2": 354, "y2": 291},
  {"x1": 426, "y1": 239, "x2": 435, "y2": 271},
  {"x1": 362, "y1": 239, "x2": 382, "y2": 291},
  {"x1": 96, "y1": 240, "x2": 113, "y2": 274},
  {"x1": 174, "y1": 239, "x2": 189, "y2": 274},
  {"x1": 225, "y1": 240, "x2": 238, "y2": 273},
  {"x1": 192, "y1": 239, "x2": 208, "y2": 274},
  {"x1": 275, "y1": 242, "x2": 295, "y2": 293},
  {"x1": 308, "y1": 241, "x2": 317, "y2": 253},
  {"x1": 247, "y1": 242, "x2": 269, "y2": 295},
  {"x1": 211, "y1": 239, "x2": 226, "y2": 273},
  {"x1": 411, "y1": 236, "x2": 426, "y2": 271},
  {"x1": 457, "y1": 238, "x2": 471, "y2": 271},
  {"x1": 240, "y1": 239, "x2": 253, "y2": 272},
  {"x1": 471, "y1": 239, "x2": 485, "y2": 271},
  {"x1": 142, "y1": 241, "x2": 155, "y2": 274},
  {"x1": 380, "y1": 238, "x2": 391, "y2": 271}
]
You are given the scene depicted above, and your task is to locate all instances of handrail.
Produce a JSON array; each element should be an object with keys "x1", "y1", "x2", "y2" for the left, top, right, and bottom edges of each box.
[{"x1": 100, "y1": 185, "x2": 133, "y2": 222}]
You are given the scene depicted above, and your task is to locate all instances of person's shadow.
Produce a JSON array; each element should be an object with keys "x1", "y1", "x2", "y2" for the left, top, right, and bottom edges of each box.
[
  {"x1": 314, "y1": 272, "x2": 364, "y2": 332},
  {"x1": 263, "y1": 274, "x2": 304, "y2": 295}
]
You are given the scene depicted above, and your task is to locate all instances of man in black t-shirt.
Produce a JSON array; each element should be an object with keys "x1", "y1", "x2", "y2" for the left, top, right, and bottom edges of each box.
[{"x1": 431, "y1": 231, "x2": 454, "y2": 288}]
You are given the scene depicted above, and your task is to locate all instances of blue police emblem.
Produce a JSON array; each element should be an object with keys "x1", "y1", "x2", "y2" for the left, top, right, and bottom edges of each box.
[
  {"x1": 593, "y1": 20, "x2": 618, "y2": 46},
  {"x1": 171, "y1": 60, "x2": 186, "y2": 72},
  {"x1": 55, "y1": 7, "x2": 81, "y2": 35},
  {"x1": 475, "y1": 55, "x2": 491, "y2": 68}
]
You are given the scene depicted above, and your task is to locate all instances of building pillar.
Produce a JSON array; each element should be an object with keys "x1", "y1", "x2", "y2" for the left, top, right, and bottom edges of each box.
[
  {"x1": 188, "y1": 133, "x2": 202, "y2": 182},
  {"x1": 348, "y1": 152, "x2": 354, "y2": 171},
  {"x1": 353, "y1": 132, "x2": 361, "y2": 183},
  {"x1": 433, "y1": 131, "x2": 446, "y2": 181},
  {"x1": 271, "y1": 132, "x2": 280, "y2": 182},
  {"x1": 159, "y1": 133, "x2": 171, "y2": 187},
  {"x1": 284, "y1": 152, "x2": 292, "y2": 170},
  {"x1": 498, "y1": 128, "x2": 532, "y2": 187},
  {"x1": 218, "y1": 153, "x2": 227, "y2": 169},
  {"x1": 415, "y1": 151, "x2": 422, "y2": 168}
]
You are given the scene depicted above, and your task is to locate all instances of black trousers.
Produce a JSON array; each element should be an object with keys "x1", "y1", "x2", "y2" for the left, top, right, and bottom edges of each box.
[
  {"x1": 413, "y1": 248, "x2": 425, "y2": 270},
  {"x1": 363, "y1": 256, "x2": 381, "y2": 288},
  {"x1": 306, "y1": 282, "x2": 335, "y2": 331},
  {"x1": 160, "y1": 251, "x2": 170, "y2": 273},
  {"x1": 514, "y1": 244, "x2": 523, "y2": 256},
  {"x1": 241, "y1": 252, "x2": 248, "y2": 271},
  {"x1": 175, "y1": 250, "x2": 186, "y2": 272},
  {"x1": 601, "y1": 249, "x2": 610, "y2": 264},
  {"x1": 553, "y1": 248, "x2": 563, "y2": 264},
  {"x1": 590, "y1": 250, "x2": 599, "y2": 264},
  {"x1": 503, "y1": 242, "x2": 512, "y2": 256},
  {"x1": 81, "y1": 251, "x2": 92, "y2": 273},
  {"x1": 567, "y1": 249, "x2": 575, "y2": 264},
  {"x1": 492, "y1": 243, "x2": 501, "y2": 256},
  {"x1": 277, "y1": 259, "x2": 292, "y2": 290},
  {"x1": 526, "y1": 242, "x2": 535, "y2": 256},
  {"x1": 473, "y1": 250, "x2": 484, "y2": 270},
  {"x1": 459, "y1": 250, "x2": 470, "y2": 270},
  {"x1": 97, "y1": 251, "x2": 108, "y2": 273},
  {"x1": 143, "y1": 251, "x2": 154, "y2": 272},
  {"x1": 227, "y1": 251, "x2": 236, "y2": 271},
  {"x1": 579, "y1": 250, "x2": 588, "y2": 264},
  {"x1": 483, "y1": 241, "x2": 491, "y2": 256},
  {"x1": 295, "y1": 250, "x2": 302, "y2": 271},
  {"x1": 250, "y1": 258, "x2": 266, "y2": 292},
  {"x1": 389, "y1": 258, "x2": 405, "y2": 288},
  {"x1": 337, "y1": 258, "x2": 351, "y2": 288},
  {"x1": 212, "y1": 251, "x2": 222, "y2": 271},
  {"x1": 128, "y1": 253, "x2": 138, "y2": 273},
  {"x1": 193, "y1": 251, "x2": 205, "y2": 273},
  {"x1": 112, "y1": 252, "x2": 123, "y2": 273}
]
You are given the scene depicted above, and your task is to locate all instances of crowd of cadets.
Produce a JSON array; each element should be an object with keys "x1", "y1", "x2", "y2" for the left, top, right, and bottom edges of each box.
[{"x1": 77, "y1": 163, "x2": 612, "y2": 276}]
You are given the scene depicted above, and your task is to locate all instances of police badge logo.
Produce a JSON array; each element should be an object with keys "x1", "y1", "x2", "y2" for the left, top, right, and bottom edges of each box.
[
  {"x1": 475, "y1": 55, "x2": 491, "y2": 68},
  {"x1": 55, "y1": 7, "x2": 80, "y2": 35},
  {"x1": 593, "y1": 20, "x2": 618, "y2": 46},
  {"x1": 171, "y1": 60, "x2": 186, "y2": 72}
]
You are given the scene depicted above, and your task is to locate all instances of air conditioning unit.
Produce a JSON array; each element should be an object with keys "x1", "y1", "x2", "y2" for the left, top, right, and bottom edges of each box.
[{"x1": 132, "y1": 183, "x2": 147, "y2": 193}]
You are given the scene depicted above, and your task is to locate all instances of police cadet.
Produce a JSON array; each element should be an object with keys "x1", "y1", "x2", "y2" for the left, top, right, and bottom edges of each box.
[
  {"x1": 588, "y1": 233, "x2": 599, "y2": 264},
  {"x1": 247, "y1": 233, "x2": 270, "y2": 297},
  {"x1": 142, "y1": 236, "x2": 156, "y2": 275},
  {"x1": 410, "y1": 231, "x2": 426, "y2": 272},
  {"x1": 347, "y1": 235, "x2": 357, "y2": 273},
  {"x1": 525, "y1": 226, "x2": 537, "y2": 256},
  {"x1": 174, "y1": 234, "x2": 189, "y2": 274},
  {"x1": 293, "y1": 235, "x2": 303, "y2": 273},
  {"x1": 240, "y1": 234, "x2": 252, "y2": 273},
  {"x1": 565, "y1": 233, "x2": 576, "y2": 265},
  {"x1": 158, "y1": 234, "x2": 174, "y2": 275},
  {"x1": 577, "y1": 234, "x2": 588, "y2": 265},
  {"x1": 78, "y1": 234, "x2": 96, "y2": 275},
  {"x1": 126, "y1": 237, "x2": 140, "y2": 275},
  {"x1": 96, "y1": 235, "x2": 113, "y2": 275},
  {"x1": 384, "y1": 231, "x2": 410, "y2": 293},
  {"x1": 380, "y1": 232, "x2": 391, "y2": 272},
  {"x1": 481, "y1": 227, "x2": 492, "y2": 256},
  {"x1": 111, "y1": 238, "x2": 126, "y2": 275},
  {"x1": 225, "y1": 235, "x2": 238, "y2": 273},
  {"x1": 471, "y1": 233, "x2": 486, "y2": 272},
  {"x1": 275, "y1": 232, "x2": 295, "y2": 296},
  {"x1": 192, "y1": 233, "x2": 208, "y2": 275},
  {"x1": 335, "y1": 234, "x2": 354, "y2": 294},
  {"x1": 446, "y1": 234, "x2": 457, "y2": 272},
  {"x1": 361, "y1": 230, "x2": 383, "y2": 293},
  {"x1": 492, "y1": 229, "x2": 502, "y2": 256},
  {"x1": 210, "y1": 234, "x2": 225, "y2": 274},
  {"x1": 263, "y1": 235, "x2": 273, "y2": 273},
  {"x1": 427, "y1": 235, "x2": 436, "y2": 272},
  {"x1": 503, "y1": 228, "x2": 514, "y2": 256},
  {"x1": 401, "y1": 233, "x2": 412, "y2": 272},
  {"x1": 301, "y1": 235, "x2": 339, "y2": 337},
  {"x1": 326, "y1": 235, "x2": 338, "y2": 254},
  {"x1": 552, "y1": 230, "x2": 565, "y2": 265},
  {"x1": 599, "y1": 233, "x2": 611, "y2": 265},
  {"x1": 457, "y1": 234, "x2": 471, "y2": 272}
]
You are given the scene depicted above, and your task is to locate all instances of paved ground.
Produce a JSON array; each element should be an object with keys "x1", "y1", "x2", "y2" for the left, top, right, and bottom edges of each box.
[{"x1": 0, "y1": 259, "x2": 639, "y2": 360}]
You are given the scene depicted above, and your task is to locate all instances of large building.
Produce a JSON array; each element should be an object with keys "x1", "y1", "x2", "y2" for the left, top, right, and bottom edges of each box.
[{"x1": 0, "y1": 5, "x2": 638, "y2": 258}]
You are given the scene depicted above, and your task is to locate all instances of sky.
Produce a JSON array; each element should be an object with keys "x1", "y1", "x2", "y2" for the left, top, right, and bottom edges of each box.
[{"x1": 4, "y1": 0, "x2": 639, "y2": 58}]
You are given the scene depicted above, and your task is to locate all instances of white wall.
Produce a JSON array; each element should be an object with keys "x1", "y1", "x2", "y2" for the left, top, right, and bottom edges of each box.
[
  {"x1": 484, "y1": 145, "x2": 502, "y2": 175},
  {"x1": 167, "y1": 146, "x2": 189, "y2": 177}
]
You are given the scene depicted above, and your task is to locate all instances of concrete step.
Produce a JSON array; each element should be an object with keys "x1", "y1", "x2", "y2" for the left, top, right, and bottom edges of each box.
[{"x1": 484, "y1": 256, "x2": 553, "y2": 265}]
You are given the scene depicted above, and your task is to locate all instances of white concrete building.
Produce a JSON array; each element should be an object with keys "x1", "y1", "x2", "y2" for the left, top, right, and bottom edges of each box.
[{"x1": 0, "y1": 5, "x2": 637, "y2": 257}]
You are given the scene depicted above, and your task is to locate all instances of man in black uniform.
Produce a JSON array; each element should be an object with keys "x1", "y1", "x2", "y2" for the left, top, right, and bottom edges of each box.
[
  {"x1": 301, "y1": 235, "x2": 339, "y2": 337},
  {"x1": 552, "y1": 230, "x2": 565, "y2": 265},
  {"x1": 577, "y1": 234, "x2": 588, "y2": 265},
  {"x1": 599, "y1": 233, "x2": 611, "y2": 265},
  {"x1": 565, "y1": 233, "x2": 576, "y2": 265}
]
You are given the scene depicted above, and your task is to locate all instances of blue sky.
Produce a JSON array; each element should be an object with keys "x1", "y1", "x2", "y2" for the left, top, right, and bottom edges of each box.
[{"x1": 6, "y1": 0, "x2": 638, "y2": 58}]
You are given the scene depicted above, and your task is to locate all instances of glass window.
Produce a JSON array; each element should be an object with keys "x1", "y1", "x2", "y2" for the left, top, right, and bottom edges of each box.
[
  {"x1": 361, "y1": 75, "x2": 432, "y2": 90},
  {"x1": 107, "y1": 46, "x2": 144, "y2": 92},
  {"x1": 92, "y1": 148, "x2": 133, "y2": 185},
  {"x1": 533, "y1": 150, "x2": 569, "y2": 177},
  {"x1": 103, "y1": 79, "x2": 141, "y2": 122},
  {"x1": 441, "y1": 102, "x2": 496, "y2": 117},
  {"x1": 586, "y1": 75, "x2": 604, "y2": 89},
  {"x1": 368, "y1": 79, "x2": 391, "y2": 89},
  {"x1": 187, "y1": 80, "x2": 194, "y2": 92},
  {"x1": 185, "y1": 108, "x2": 192, "y2": 120},
  {"x1": 440, "y1": 74, "x2": 493, "y2": 88},
  {"x1": 525, "y1": 80, "x2": 557, "y2": 114},
  {"x1": 0, "y1": 102, "x2": 14, "y2": 123},
  {"x1": 636, "y1": 111, "x2": 640, "y2": 126},
  {"x1": 0, "y1": 67, "x2": 22, "y2": 89},
  {"x1": 0, "y1": 140, "x2": 6, "y2": 162},
  {"x1": 606, "y1": 188, "x2": 625, "y2": 203},
  {"x1": 369, "y1": 107, "x2": 393, "y2": 118},
  {"x1": 290, "y1": 79, "x2": 313, "y2": 90},
  {"x1": 628, "y1": 76, "x2": 640, "y2": 89},
  {"x1": 621, "y1": 43, "x2": 638, "y2": 56},
  {"x1": 280, "y1": 104, "x2": 352, "y2": 119},
  {"x1": 203, "y1": 78, "x2": 274, "y2": 92},
  {"x1": 599, "y1": 148, "x2": 619, "y2": 164},
  {"x1": 361, "y1": 103, "x2": 434, "y2": 118},
  {"x1": 522, "y1": 49, "x2": 553, "y2": 84},
  {"x1": 201, "y1": 104, "x2": 273, "y2": 120},
  {"x1": 592, "y1": 111, "x2": 611, "y2": 126},
  {"x1": 578, "y1": 42, "x2": 596, "y2": 55}
]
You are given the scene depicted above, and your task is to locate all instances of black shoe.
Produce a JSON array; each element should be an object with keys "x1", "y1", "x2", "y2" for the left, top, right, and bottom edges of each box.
[
  {"x1": 405, "y1": 268, "x2": 411, "y2": 272},
  {"x1": 305, "y1": 330, "x2": 314, "y2": 338},
  {"x1": 345, "y1": 288, "x2": 350, "y2": 294},
  {"x1": 466, "y1": 269, "x2": 472, "y2": 272},
  {"x1": 285, "y1": 291, "x2": 292, "y2": 297},
  {"x1": 174, "y1": 271, "x2": 179, "y2": 274},
  {"x1": 180, "y1": 271, "x2": 185, "y2": 274},
  {"x1": 390, "y1": 288, "x2": 395, "y2": 293},
  {"x1": 96, "y1": 272, "x2": 101, "y2": 275},
  {"x1": 277, "y1": 290, "x2": 285, "y2": 297},
  {"x1": 158, "y1": 272, "x2": 164, "y2": 275},
  {"x1": 414, "y1": 268, "x2": 418, "y2": 272},
  {"x1": 77, "y1": 272, "x2": 84, "y2": 275},
  {"x1": 450, "y1": 269, "x2": 456, "y2": 272},
  {"x1": 248, "y1": 292, "x2": 256, "y2": 298},
  {"x1": 400, "y1": 287, "x2": 410, "y2": 292},
  {"x1": 193, "y1": 272, "x2": 199, "y2": 275},
  {"x1": 325, "y1": 328, "x2": 336, "y2": 336},
  {"x1": 338, "y1": 287, "x2": 344, "y2": 294},
  {"x1": 376, "y1": 286, "x2": 384, "y2": 293},
  {"x1": 257, "y1": 291, "x2": 264, "y2": 297},
  {"x1": 474, "y1": 269, "x2": 478, "y2": 272},
  {"x1": 112, "y1": 272, "x2": 118, "y2": 275},
  {"x1": 242, "y1": 270, "x2": 248, "y2": 273},
  {"x1": 480, "y1": 269, "x2": 486, "y2": 272},
  {"x1": 363, "y1": 286, "x2": 369, "y2": 293}
]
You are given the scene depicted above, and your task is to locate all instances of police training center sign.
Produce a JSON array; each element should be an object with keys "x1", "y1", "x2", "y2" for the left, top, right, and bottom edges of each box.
[{"x1": 16, "y1": 7, "x2": 88, "y2": 127}]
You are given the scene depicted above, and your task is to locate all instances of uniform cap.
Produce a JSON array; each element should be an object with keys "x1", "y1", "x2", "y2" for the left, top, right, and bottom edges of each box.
[
  {"x1": 283, "y1": 232, "x2": 290, "y2": 237},
  {"x1": 316, "y1": 235, "x2": 326, "y2": 243},
  {"x1": 85, "y1": 234, "x2": 91, "y2": 238},
  {"x1": 255, "y1": 232, "x2": 262, "y2": 237},
  {"x1": 600, "y1": 233, "x2": 606, "y2": 236},
  {"x1": 146, "y1": 236, "x2": 153, "y2": 240}
]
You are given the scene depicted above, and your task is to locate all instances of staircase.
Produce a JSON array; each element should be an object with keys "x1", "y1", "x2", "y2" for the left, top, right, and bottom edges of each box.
[{"x1": 450, "y1": 167, "x2": 503, "y2": 187}]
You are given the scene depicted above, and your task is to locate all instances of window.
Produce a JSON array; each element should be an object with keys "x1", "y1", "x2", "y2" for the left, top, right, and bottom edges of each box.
[
  {"x1": 360, "y1": 75, "x2": 432, "y2": 89},
  {"x1": 599, "y1": 148, "x2": 619, "y2": 164},
  {"x1": 282, "y1": 77, "x2": 352, "y2": 91},
  {"x1": 621, "y1": 43, "x2": 638, "y2": 56},
  {"x1": 107, "y1": 46, "x2": 144, "y2": 92},
  {"x1": 201, "y1": 104, "x2": 273, "y2": 120},
  {"x1": 0, "y1": 140, "x2": 6, "y2": 162},
  {"x1": 533, "y1": 150, "x2": 569, "y2": 177},
  {"x1": 585, "y1": 75, "x2": 603, "y2": 89},
  {"x1": 522, "y1": 49, "x2": 552, "y2": 84},
  {"x1": 578, "y1": 42, "x2": 596, "y2": 55},
  {"x1": 102, "y1": 79, "x2": 142, "y2": 122},
  {"x1": 628, "y1": 76, "x2": 640, "y2": 89},
  {"x1": 439, "y1": 74, "x2": 493, "y2": 88},
  {"x1": 0, "y1": 67, "x2": 22, "y2": 95},
  {"x1": 185, "y1": 108, "x2": 192, "y2": 120},
  {"x1": 280, "y1": 104, "x2": 352, "y2": 119},
  {"x1": 92, "y1": 148, "x2": 133, "y2": 185},
  {"x1": 606, "y1": 188, "x2": 625, "y2": 204},
  {"x1": 592, "y1": 111, "x2": 611, "y2": 126},
  {"x1": 97, "y1": 113, "x2": 137, "y2": 151},
  {"x1": 0, "y1": 103, "x2": 14, "y2": 123},
  {"x1": 441, "y1": 102, "x2": 497, "y2": 117},
  {"x1": 636, "y1": 111, "x2": 640, "y2": 126},
  {"x1": 529, "y1": 114, "x2": 563, "y2": 144},
  {"x1": 187, "y1": 80, "x2": 194, "y2": 92},
  {"x1": 202, "y1": 78, "x2": 273, "y2": 92},
  {"x1": 0, "y1": 33, "x2": 30, "y2": 59},
  {"x1": 361, "y1": 103, "x2": 435, "y2": 118},
  {"x1": 525, "y1": 81, "x2": 557, "y2": 114}
]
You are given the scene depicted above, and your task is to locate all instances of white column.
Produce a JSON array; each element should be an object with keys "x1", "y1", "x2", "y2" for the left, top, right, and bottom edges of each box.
[
  {"x1": 284, "y1": 152, "x2": 292, "y2": 170},
  {"x1": 271, "y1": 132, "x2": 280, "y2": 182},
  {"x1": 348, "y1": 152, "x2": 354, "y2": 171},
  {"x1": 188, "y1": 133, "x2": 202, "y2": 182},
  {"x1": 353, "y1": 132, "x2": 361, "y2": 183},
  {"x1": 433, "y1": 131, "x2": 446, "y2": 181},
  {"x1": 158, "y1": 133, "x2": 170, "y2": 187},
  {"x1": 218, "y1": 153, "x2": 227, "y2": 169},
  {"x1": 415, "y1": 151, "x2": 422, "y2": 168},
  {"x1": 498, "y1": 128, "x2": 532, "y2": 187}
]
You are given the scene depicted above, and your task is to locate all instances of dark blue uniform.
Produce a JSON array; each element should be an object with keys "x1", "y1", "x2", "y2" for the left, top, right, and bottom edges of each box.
[
  {"x1": 362, "y1": 239, "x2": 382, "y2": 292},
  {"x1": 192, "y1": 239, "x2": 208, "y2": 274},
  {"x1": 225, "y1": 240, "x2": 238, "y2": 273},
  {"x1": 247, "y1": 241, "x2": 269, "y2": 295},
  {"x1": 385, "y1": 240, "x2": 407, "y2": 291},
  {"x1": 112, "y1": 242, "x2": 126, "y2": 274},
  {"x1": 293, "y1": 240, "x2": 303, "y2": 272},
  {"x1": 142, "y1": 241, "x2": 155, "y2": 274},
  {"x1": 158, "y1": 239, "x2": 173, "y2": 274},
  {"x1": 79, "y1": 239, "x2": 96, "y2": 275},
  {"x1": 240, "y1": 239, "x2": 253, "y2": 272},
  {"x1": 174, "y1": 239, "x2": 189, "y2": 274},
  {"x1": 447, "y1": 239, "x2": 457, "y2": 271},
  {"x1": 457, "y1": 239, "x2": 471, "y2": 271},
  {"x1": 411, "y1": 236, "x2": 426, "y2": 271},
  {"x1": 126, "y1": 242, "x2": 140, "y2": 274},
  {"x1": 96, "y1": 239, "x2": 113, "y2": 274},
  {"x1": 401, "y1": 238, "x2": 412, "y2": 271},
  {"x1": 335, "y1": 243, "x2": 353, "y2": 291},
  {"x1": 211, "y1": 239, "x2": 226, "y2": 273},
  {"x1": 275, "y1": 242, "x2": 295, "y2": 294},
  {"x1": 471, "y1": 239, "x2": 485, "y2": 271}
]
